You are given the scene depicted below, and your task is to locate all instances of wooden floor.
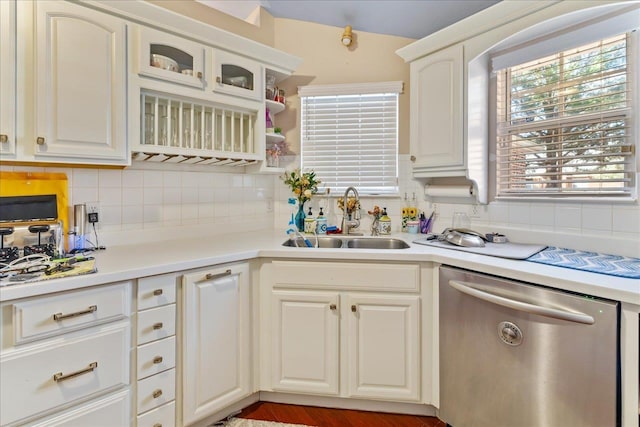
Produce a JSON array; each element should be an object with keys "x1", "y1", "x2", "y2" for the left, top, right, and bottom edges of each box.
[{"x1": 238, "y1": 402, "x2": 446, "y2": 427}]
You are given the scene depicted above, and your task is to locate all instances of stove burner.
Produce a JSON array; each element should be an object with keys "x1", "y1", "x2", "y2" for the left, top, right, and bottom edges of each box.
[
  {"x1": 23, "y1": 244, "x2": 55, "y2": 257},
  {"x1": 0, "y1": 247, "x2": 19, "y2": 263},
  {"x1": 0, "y1": 227, "x2": 19, "y2": 263}
]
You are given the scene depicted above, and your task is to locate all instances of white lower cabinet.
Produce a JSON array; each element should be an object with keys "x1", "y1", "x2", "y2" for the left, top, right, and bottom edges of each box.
[
  {"x1": 346, "y1": 294, "x2": 420, "y2": 401},
  {"x1": 135, "y1": 273, "x2": 178, "y2": 426},
  {"x1": 271, "y1": 291, "x2": 340, "y2": 395},
  {"x1": 0, "y1": 282, "x2": 132, "y2": 426},
  {"x1": 30, "y1": 389, "x2": 131, "y2": 427},
  {"x1": 268, "y1": 261, "x2": 422, "y2": 403},
  {"x1": 182, "y1": 263, "x2": 251, "y2": 425}
]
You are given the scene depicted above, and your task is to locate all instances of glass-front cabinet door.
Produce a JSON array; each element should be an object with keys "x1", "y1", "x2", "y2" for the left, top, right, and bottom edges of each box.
[
  {"x1": 212, "y1": 50, "x2": 262, "y2": 101},
  {"x1": 136, "y1": 26, "x2": 205, "y2": 89}
]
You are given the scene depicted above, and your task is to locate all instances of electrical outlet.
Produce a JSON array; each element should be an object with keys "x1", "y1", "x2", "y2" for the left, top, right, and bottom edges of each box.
[
  {"x1": 469, "y1": 204, "x2": 480, "y2": 218},
  {"x1": 86, "y1": 202, "x2": 100, "y2": 214},
  {"x1": 85, "y1": 202, "x2": 100, "y2": 224}
]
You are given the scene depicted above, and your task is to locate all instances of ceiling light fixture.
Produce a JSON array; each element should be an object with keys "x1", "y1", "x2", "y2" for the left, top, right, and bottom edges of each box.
[{"x1": 341, "y1": 25, "x2": 353, "y2": 47}]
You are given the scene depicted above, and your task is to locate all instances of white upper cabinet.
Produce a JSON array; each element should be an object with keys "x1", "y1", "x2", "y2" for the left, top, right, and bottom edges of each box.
[
  {"x1": 409, "y1": 43, "x2": 464, "y2": 175},
  {"x1": 33, "y1": 1, "x2": 128, "y2": 164},
  {"x1": 0, "y1": 0, "x2": 16, "y2": 156},
  {"x1": 135, "y1": 26, "x2": 206, "y2": 89},
  {"x1": 212, "y1": 50, "x2": 263, "y2": 101}
]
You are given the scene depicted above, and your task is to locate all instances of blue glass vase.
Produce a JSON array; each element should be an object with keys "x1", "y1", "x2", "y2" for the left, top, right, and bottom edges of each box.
[{"x1": 295, "y1": 202, "x2": 306, "y2": 231}]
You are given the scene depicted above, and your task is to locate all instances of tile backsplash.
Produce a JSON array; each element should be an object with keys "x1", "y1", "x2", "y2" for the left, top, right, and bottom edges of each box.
[
  {"x1": 0, "y1": 162, "x2": 275, "y2": 246},
  {"x1": 2, "y1": 156, "x2": 638, "y2": 257},
  {"x1": 275, "y1": 156, "x2": 640, "y2": 258}
]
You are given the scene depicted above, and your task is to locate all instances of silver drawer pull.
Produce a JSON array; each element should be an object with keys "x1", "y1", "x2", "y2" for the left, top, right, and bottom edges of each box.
[
  {"x1": 152, "y1": 322, "x2": 163, "y2": 330},
  {"x1": 152, "y1": 389, "x2": 163, "y2": 398},
  {"x1": 53, "y1": 305, "x2": 97, "y2": 321},
  {"x1": 53, "y1": 361, "x2": 98, "y2": 382},
  {"x1": 153, "y1": 356, "x2": 163, "y2": 364},
  {"x1": 153, "y1": 424, "x2": 162, "y2": 427},
  {"x1": 204, "y1": 269, "x2": 232, "y2": 281},
  {"x1": 153, "y1": 289, "x2": 163, "y2": 296}
]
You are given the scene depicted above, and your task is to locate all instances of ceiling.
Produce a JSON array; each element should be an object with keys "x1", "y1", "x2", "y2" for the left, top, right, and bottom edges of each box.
[{"x1": 198, "y1": 0, "x2": 501, "y2": 40}]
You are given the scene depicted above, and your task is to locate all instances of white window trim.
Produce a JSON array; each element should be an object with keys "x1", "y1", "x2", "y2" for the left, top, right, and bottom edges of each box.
[
  {"x1": 298, "y1": 81, "x2": 402, "y2": 196},
  {"x1": 490, "y1": 11, "x2": 639, "y2": 203}
]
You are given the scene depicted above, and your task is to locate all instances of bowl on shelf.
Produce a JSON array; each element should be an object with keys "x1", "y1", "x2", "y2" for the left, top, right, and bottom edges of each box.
[{"x1": 151, "y1": 54, "x2": 179, "y2": 72}]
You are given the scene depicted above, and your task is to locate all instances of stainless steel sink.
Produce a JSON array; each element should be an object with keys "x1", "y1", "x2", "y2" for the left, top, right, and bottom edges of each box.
[
  {"x1": 282, "y1": 236, "x2": 344, "y2": 248},
  {"x1": 281, "y1": 236, "x2": 409, "y2": 249},
  {"x1": 345, "y1": 238, "x2": 410, "y2": 249}
]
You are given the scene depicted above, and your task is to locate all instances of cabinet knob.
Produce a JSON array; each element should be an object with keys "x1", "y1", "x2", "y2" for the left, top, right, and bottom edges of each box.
[
  {"x1": 351, "y1": 304, "x2": 357, "y2": 313},
  {"x1": 153, "y1": 289, "x2": 163, "y2": 296},
  {"x1": 153, "y1": 356, "x2": 164, "y2": 364},
  {"x1": 0, "y1": 134, "x2": 7, "y2": 143},
  {"x1": 152, "y1": 389, "x2": 163, "y2": 398},
  {"x1": 152, "y1": 322, "x2": 163, "y2": 330},
  {"x1": 36, "y1": 137, "x2": 46, "y2": 145},
  {"x1": 197, "y1": 71, "x2": 203, "y2": 79},
  {"x1": 329, "y1": 304, "x2": 337, "y2": 311},
  {"x1": 410, "y1": 155, "x2": 416, "y2": 162}
]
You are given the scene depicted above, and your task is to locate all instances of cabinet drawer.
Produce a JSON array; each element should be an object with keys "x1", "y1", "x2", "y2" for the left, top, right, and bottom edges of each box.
[
  {"x1": 137, "y1": 336, "x2": 176, "y2": 380},
  {"x1": 0, "y1": 322, "x2": 130, "y2": 426},
  {"x1": 13, "y1": 282, "x2": 130, "y2": 344},
  {"x1": 30, "y1": 389, "x2": 130, "y2": 427},
  {"x1": 137, "y1": 368, "x2": 175, "y2": 415},
  {"x1": 137, "y1": 401, "x2": 175, "y2": 427},
  {"x1": 137, "y1": 304, "x2": 176, "y2": 345},
  {"x1": 138, "y1": 274, "x2": 177, "y2": 311},
  {"x1": 273, "y1": 261, "x2": 420, "y2": 292}
]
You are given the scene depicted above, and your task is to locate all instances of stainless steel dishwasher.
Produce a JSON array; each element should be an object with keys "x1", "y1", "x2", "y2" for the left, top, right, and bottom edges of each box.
[{"x1": 439, "y1": 266, "x2": 620, "y2": 427}]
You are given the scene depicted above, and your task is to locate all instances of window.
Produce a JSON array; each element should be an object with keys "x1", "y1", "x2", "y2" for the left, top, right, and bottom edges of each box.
[
  {"x1": 494, "y1": 32, "x2": 636, "y2": 198},
  {"x1": 299, "y1": 82, "x2": 401, "y2": 195}
]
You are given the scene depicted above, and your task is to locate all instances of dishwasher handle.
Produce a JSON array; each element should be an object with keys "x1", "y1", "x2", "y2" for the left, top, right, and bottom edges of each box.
[{"x1": 447, "y1": 280, "x2": 595, "y2": 325}]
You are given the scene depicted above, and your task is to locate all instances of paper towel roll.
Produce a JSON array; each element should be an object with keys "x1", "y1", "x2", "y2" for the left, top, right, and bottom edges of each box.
[{"x1": 424, "y1": 184, "x2": 474, "y2": 198}]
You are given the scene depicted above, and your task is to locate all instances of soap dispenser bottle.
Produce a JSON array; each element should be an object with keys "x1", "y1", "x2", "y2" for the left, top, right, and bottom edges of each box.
[
  {"x1": 316, "y1": 207, "x2": 327, "y2": 235},
  {"x1": 378, "y1": 207, "x2": 391, "y2": 235},
  {"x1": 304, "y1": 207, "x2": 315, "y2": 234}
]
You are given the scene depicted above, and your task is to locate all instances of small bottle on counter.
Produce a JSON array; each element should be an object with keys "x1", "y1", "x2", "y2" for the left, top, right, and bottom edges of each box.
[
  {"x1": 378, "y1": 208, "x2": 391, "y2": 235},
  {"x1": 304, "y1": 207, "x2": 315, "y2": 234},
  {"x1": 316, "y1": 207, "x2": 327, "y2": 235}
]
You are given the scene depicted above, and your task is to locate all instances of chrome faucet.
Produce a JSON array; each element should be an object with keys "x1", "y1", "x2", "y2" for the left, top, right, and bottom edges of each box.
[{"x1": 342, "y1": 186, "x2": 362, "y2": 235}]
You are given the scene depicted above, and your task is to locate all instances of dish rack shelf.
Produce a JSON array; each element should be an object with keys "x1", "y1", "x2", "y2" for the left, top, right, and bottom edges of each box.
[{"x1": 134, "y1": 92, "x2": 260, "y2": 165}]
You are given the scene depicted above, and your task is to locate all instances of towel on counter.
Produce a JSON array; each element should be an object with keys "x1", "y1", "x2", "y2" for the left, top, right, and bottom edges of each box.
[{"x1": 527, "y1": 246, "x2": 640, "y2": 279}]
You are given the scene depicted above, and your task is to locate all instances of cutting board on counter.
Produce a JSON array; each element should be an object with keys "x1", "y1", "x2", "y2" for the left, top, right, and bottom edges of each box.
[{"x1": 413, "y1": 238, "x2": 547, "y2": 260}]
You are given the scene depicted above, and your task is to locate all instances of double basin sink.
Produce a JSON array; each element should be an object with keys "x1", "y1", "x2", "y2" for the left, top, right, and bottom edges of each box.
[{"x1": 282, "y1": 236, "x2": 410, "y2": 250}]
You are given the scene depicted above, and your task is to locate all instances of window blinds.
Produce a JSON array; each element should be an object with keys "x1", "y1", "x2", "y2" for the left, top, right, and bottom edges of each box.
[
  {"x1": 299, "y1": 82, "x2": 401, "y2": 195},
  {"x1": 495, "y1": 33, "x2": 635, "y2": 198}
]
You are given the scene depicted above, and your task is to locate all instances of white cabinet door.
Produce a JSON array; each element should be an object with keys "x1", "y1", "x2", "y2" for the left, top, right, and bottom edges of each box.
[
  {"x1": 346, "y1": 294, "x2": 420, "y2": 402},
  {"x1": 410, "y1": 43, "x2": 464, "y2": 173},
  {"x1": 182, "y1": 263, "x2": 251, "y2": 425},
  {"x1": 212, "y1": 50, "x2": 263, "y2": 101},
  {"x1": 0, "y1": 0, "x2": 16, "y2": 156},
  {"x1": 34, "y1": 1, "x2": 127, "y2": 164},
  {"x1": 135, "y1": 25, "x2": 206, "y2": 89},
  {"x1": 271, "y1": 290, "x2": 340, "y2": 395}
]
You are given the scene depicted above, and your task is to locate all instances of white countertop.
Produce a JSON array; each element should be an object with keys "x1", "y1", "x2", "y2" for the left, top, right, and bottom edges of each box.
[{"x1": 1, "y1": 231, "x2": 639, "y2": 304}]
